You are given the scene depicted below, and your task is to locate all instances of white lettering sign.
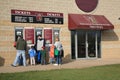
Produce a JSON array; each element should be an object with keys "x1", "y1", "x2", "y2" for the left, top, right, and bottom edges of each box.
[{"x1": 90, "y1": 26, "x2": 103, "y2": 29}]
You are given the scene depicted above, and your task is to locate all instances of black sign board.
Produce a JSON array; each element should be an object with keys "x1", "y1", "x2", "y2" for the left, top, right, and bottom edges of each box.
[{"x1": 11, "y1": 10, "x2": 63, "y2": 24}]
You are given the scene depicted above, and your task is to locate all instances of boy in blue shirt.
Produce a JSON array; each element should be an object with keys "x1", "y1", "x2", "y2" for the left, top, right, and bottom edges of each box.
[{"x1": 28, "y1": 45, "x2": 36, "y2": 66}]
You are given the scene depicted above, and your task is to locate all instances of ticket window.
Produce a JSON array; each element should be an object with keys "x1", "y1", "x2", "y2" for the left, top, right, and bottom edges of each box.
[
  {"x1": 15, "y1": 27, "x2": 23, "y2": 41},
  {"x1": 35, "y1": 28, "x2": 43, "y2": 43},
  {"x1": 53, "y1": 28, "x2": 60, "y2": 44},
  {"x1": 44, "y1": 28, "x2": 53, "y2": 45},
  {"x1": 24, "y1": 27, "x2": 35, "y2": 45}
]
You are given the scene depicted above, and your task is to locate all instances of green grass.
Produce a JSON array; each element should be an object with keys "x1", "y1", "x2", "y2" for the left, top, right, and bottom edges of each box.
[{"x1": 0, "y1": 64, "x2": 120, "y2": 80}]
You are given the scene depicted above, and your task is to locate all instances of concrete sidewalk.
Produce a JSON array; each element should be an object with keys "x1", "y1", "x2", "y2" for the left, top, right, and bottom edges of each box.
[{"x1": 0, "y1": 58, "x2": 120, "y2": 73}]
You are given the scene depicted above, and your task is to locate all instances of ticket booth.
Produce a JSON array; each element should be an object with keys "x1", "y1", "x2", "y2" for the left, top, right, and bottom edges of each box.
[{"x1": 14, "y1": 27, "x2": 61, "y2": 64}]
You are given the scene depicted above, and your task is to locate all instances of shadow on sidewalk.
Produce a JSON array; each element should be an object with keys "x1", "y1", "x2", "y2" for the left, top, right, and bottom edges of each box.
[
  {"x1": 62, "y1": 54, "x2": 75, "y2": 64},
  {"x1": 0, "y1": 56, "x2": 5, "y2": 66}
]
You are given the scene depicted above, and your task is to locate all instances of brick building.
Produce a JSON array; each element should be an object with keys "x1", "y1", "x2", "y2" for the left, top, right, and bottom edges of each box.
[{"x1": 0, "y1": 0, "x2": 120, "y2": 66}]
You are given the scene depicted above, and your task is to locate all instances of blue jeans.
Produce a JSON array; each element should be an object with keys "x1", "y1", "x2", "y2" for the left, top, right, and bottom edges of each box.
[
  {"x1": 56, "y1": 55, "x2": 62, "y2": 65},
  {"x1": 49, "y1": 57, "x2": 54, "y2": 64},
  {"x1": 41, "y1": 56, "x2": 46, "y2": 65},
  {"x1": 56, "y1": 51, "x2": 62, "y2": 65},
  {"x1": 13, "y1": 50, "x2": 26, "y2": 66},
  {"x1": 37, "y1": 51, "x2": 41, "y2": 63}
]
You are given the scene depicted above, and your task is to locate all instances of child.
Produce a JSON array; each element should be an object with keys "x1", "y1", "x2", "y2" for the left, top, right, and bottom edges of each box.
[
  {"x1": 41, "y1": 46, "x2": 46, "y2": 65},
  {"x1": 28, "y1": 45, "x2": 36, "y2": 66},
  {"x1": 49, "y1": 44, "x2": 55, "y2": 64}
]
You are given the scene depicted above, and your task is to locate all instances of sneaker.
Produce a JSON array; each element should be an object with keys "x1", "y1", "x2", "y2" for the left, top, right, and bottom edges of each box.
[
  {"x1": 11, "y1": 64, "x2": 16, "y2": 67},
  {"x1": 53, "y1": 64, "x2": 58, "y2": 66}
]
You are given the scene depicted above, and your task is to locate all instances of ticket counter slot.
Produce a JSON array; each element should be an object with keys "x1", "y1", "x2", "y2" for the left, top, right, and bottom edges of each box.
[
  {"x1": 15, "y1": 27, "x2": 23, "y2": 41},
  {"x1": 35, "y1": 28, "x2": 43, "y2": 43},
  {"x1": 44, "y1": 28, "x2": 52, "y2": 45},
  {"x1": 24, "y1": 27, "x2": 35, "y2": 45},
  {"x1": 53, "y1": 28, "x2": 60, "y2": 43}
]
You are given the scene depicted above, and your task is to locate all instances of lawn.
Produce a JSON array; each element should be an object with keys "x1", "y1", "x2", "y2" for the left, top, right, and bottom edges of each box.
[{"x1": 0, "y1": 64, "x2": 120, "y2": 80}]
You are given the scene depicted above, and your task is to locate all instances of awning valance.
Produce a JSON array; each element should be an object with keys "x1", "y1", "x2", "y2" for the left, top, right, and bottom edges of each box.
[{"x1": 68, "y1": 14, "x2": 114, "y2": 30}]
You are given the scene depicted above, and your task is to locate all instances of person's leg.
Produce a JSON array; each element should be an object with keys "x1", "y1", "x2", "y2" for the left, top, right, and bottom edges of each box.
[
  {"x1": 60, "y1": 57, "x2": 62, "y2": 64},
  {"x1": 35, "y1": 54, "x2": 37, "y2": 64},
  {"x1": 57, "y1": 51, "x2": 60, "y2": 65},
  {"x1": 19, "y1": 55, "x2": 23, "y2": 65},
  {"x1": 56, "y1": 56, "x2": 59, "y2": 64},
  {"x1": 53, "y1": 56, "x2": 59, "y2": 66},
  {"x1": 59, "y1": 51, "x2": 62, "y2": 65},
  {"x1": 59, "y1": 56, "x2": 62, "y2": 65},
  {"x1": 41, "y1": 55, "x2": 43, "y2": 65},
  {"x1": 17, "y1": 56, "x2": 20, "y2": 65},
  {"x1": 37, "y1": 51, "x2": 41, "y2": 63},
  {"x1": 52, "y1": 57, "x2": 55, "y2": 63},
  {"x1": 49, "y1": 57, "x2": 53, "y2": 64},
  {"x1": 21, "y1": 50, "x2": 26, "y2": 66},
  {"x1": 43, "y1": 57, "x2": 46, "y2": 65},
  {"x1": 13, "y1": 50, "x2": 21, "y2": 66},
  {"x1": 58, "y1": 55, "x2": 60, "y2": 65},
  {"x1": 33, "y1": 57, "x2": 35, "y2": 65},
  {"x1": 30, "y1": 57, "x2": 32, "y2": 65}
]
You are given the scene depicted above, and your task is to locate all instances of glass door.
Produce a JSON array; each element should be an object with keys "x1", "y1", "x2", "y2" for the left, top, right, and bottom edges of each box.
[
  {"x1": 87, "y1": 31, "x2": 96, "y2": 58},
  {"x1": 77, "y1": 30, "x2": 86, "y2": 58},
  {"x1": 76, "y1": 30, "x2": 101, "y2": 59}
]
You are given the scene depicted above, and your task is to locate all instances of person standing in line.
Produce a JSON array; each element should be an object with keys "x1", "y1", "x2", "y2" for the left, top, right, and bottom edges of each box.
[
  {"x1": 40, "y1": 46, "x2": 46, "y2": 65},
  {"x1": 13, "y1": 36, "x2": 22, "y2": 65},
  {"x1": 54, "y1": 38, "x2": 63, "y2": 66},
  {"x1": 28, "y1": 45, "x2": 36, "y2": 66},
  {"x1": 49, "y1": 44, "x2": 55, "y2": 64},
  {"x1": 35, "y1": 35, "x2": 45, "y2": 64},
  {"x1": 11, "y1": 35, "x2": 27, "y2": 67}
]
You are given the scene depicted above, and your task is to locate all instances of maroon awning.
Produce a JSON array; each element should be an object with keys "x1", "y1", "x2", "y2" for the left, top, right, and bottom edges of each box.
[{"x1": 68, "y1": 14, "x2": 114, "y2": 30}]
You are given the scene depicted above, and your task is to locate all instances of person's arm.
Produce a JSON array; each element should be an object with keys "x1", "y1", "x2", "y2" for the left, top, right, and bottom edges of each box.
[
  {"x1": 16, "y1": 40, "x2": 19, "y2": 50},
  {"x1": 34, "y1": 40, "x2": 37, "y2": 51},
  {"x1": 54, "y1": 42, "x2": 57, "y2": 48},
  {"x1": 34, "y1": 50, "x2": 36, "y2": 56},
  {"x1": 28, "y1": 49, "x2": 30, "y2": 55},
  {"x1": 43, "y1": 38, "x2": 46, "y2": 47},
  {"x1": 25, "y1": 41, "x2": 27, "y2": 51}
]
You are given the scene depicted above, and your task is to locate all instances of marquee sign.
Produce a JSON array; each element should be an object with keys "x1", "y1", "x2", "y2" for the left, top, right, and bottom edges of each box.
[{"x1": 11, "y1": 9, "x2": 63, "y2": 24}]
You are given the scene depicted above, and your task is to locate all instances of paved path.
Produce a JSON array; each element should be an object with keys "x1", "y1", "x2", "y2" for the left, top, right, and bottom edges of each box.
[{"x1": 0, "y1": 58, "x2": 120, "y2": 73}]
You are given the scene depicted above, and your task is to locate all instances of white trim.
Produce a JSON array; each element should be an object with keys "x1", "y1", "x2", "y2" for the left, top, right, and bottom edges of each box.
[
  {"x1": 75, "y1": 31, "x2": 78, "y2": 59},
  {"x1": 24, "y1": 27, "x2": 34, "y2": 29},
  {"x1": 44, "y1": 28, "x2": 52, "y2": 29},
  {"x1": 15, "y1": 27, "x2": 24, "y2": 29},
  {"x1": 95, "y1": 32, "x2": 98, "y2": 58},
  {"x1": 86, "y1": 32, "x2": 88, "y2": 58},
  {"x1": 35, "y1": 27, "x2": 43, "y2": 30}
]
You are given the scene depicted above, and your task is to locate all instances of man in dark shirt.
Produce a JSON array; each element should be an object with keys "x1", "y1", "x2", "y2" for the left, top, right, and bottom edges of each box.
[{"x1": 12, "y1": 36, "x2": 27, "y2": 67}]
